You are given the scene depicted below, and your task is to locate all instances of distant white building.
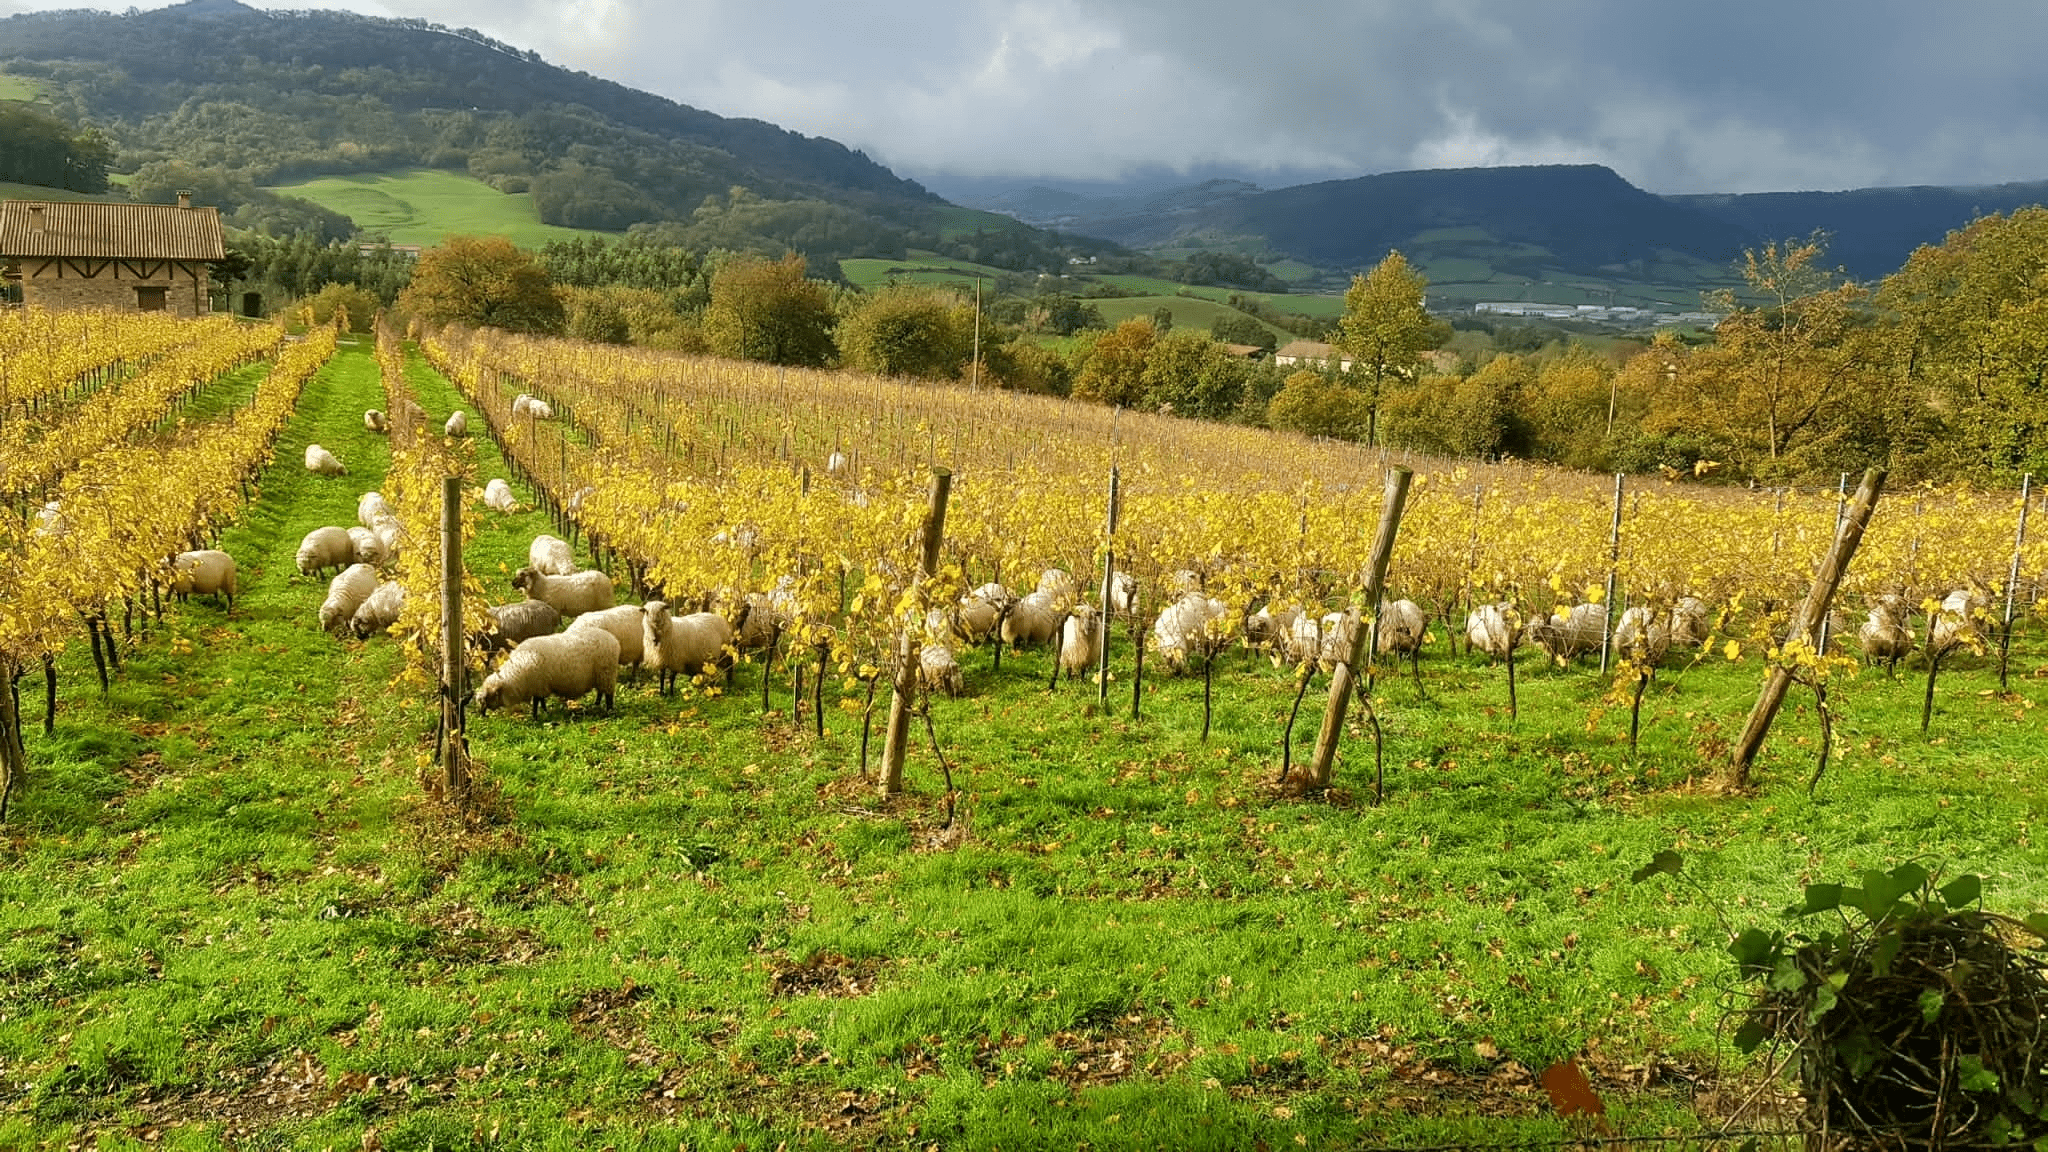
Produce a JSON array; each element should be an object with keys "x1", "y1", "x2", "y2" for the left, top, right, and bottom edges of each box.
[{"x1": 1273, "y1": 339, "x2": 1355, "y2": 371}]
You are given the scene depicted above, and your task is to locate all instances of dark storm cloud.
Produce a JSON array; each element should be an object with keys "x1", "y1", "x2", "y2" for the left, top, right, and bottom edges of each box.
[{"x1": 8, "y1": 0, "x2": 2046, "y2": 192}]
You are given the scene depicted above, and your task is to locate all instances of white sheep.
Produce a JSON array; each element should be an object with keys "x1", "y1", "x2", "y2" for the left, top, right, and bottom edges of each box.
[
  {"x1": 371, "y1": 514, "x2": 405, "y2": 564},
  {"x1": 567, "y1": 486, "x2": 595, "y2": 517},
  {"x1": 485, "y1": 599, "x2": 561, "y2": 658},
  {"x1": 1375, "y1": 598, "x2": 1428, "y2": 667},
  {"x1": 1246, "y1": 603, "x2": 1301, "y2": 663},
  {"x1": 319, "y1": 564, "x2": 380, "y2": 635},
  {"x1": 357, "y1": 491, "x2": 393, "y2": 529},
  {"x1": 1670, "y1": 596, "x2": 1710, "y2": 646},
  {"x1": 167, "y1": 550, "x2": 237, "y2": 609},
  {"x1": 364, "y1": 409, "x2": 388, "y2": 434},
  {"x1": 1282, "y1": 610, "x2": 1324, "y2": 668},
  {"x1": 512, "y1": 393, "x2": 533, "y2": 416},
  {"x1": 483, "y1": 478, "x2": 519, "y2": 514},
  {"x1": 296, "y1": 526, "x2": 355, "y2": 578},
  {"x1": 1036, "y1": 569, "x2": 1078, "y2": 607},
  {"x1": 350, "y1": 581, "x2": 406, "y2": 639},
  {"x1": 304, "y1": 444, "x2": 346, "y2": 476},
  {"x1": 1057, "y1": 604, "x2": 1099, "y2": 680},
  {"x1": 1465, "y1": 603, "x2": 1522, "y2": 662},
  {"x1": 569, "y1": 604, "x2": 647, "y2": 683},
  {"x1": 444, "y1": 410, "x2": 468, "y2": 438},
  {"x1": 1931, "y1": 586, "x2": 1989, "y2": 659},
  {"x1": 826, "y1": 450, "x2": 849, "y2": 476},
  {"x1": 1108, "y1": 571, "x2": 1137, "y2": 616},
  {"x1": 1316, "y1": 611, "x2": 1359, "y2": 671},
  {"x1": 1610, "y1": 605, "x2": 1671, "y2": 667},
  {"x1": 512, "y1": 393, "x2": 554, "y2": 420},
  {"x1": 347, "y1": 526, "x2": 386, "y2": 568},
  {"x1": 956, "y1": 582, "x2": 1014, "y2": 644},
  {"x1": 1001, "y1": 590, "x2": 1062, "y2": 648},
  {"x1": 1153, "y1": 592, "x2": 1227, "y2": 674},
  {"x1": 477, "y1": 628, "x2": 619, "y2": 718},
  {"x1": 1859, "y1": 593, "x2": 1914, "y2": 671},
  {"x1": 529, "y1": 535, "x2": 575, "y2": 576},
  {"x1": 724, "y1": 576, "x2": 796, "y2": 651},
  {"x1": 512, "y1": 565, "x2": 615, "y2": 618},
  {"x1": 642, "y1": 601, "x2": 735, "y2": 694},
  {"x1": 1529, "y1": 603, "x2": 1607, "y2": 664},
  {"x1": 920, "y1": 642, "x2": 965, "y2": 698}
]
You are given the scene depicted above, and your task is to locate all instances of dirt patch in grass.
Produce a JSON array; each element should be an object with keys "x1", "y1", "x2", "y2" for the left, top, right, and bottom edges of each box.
[
  {"x1": 71, "y1": 1048, "x2": 333, "y2": 1147},
  {"x1": 768, "y1": 952, "x2": 888, "y2": 997},
  {"x1": 417, "y1": 901, "x2": 550, "y2": 967}
]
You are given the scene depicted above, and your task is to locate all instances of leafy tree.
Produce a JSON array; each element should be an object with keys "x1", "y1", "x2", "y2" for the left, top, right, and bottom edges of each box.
[
  {"x1": 1070, "y1": 318, "x2": 1157, "y2": 408},
  {"x1": 399, "y1": 235, "x2": 565, "y2": 334},
  {"x1": 0, "y1": 103, "x2": 112, "y2": 192},
  {"x1": 701, "y1": 253, "x2": 836, "y2": 367},
  {"x1": 300, "y1": 282, "x2": 380, "y2": 333},
  {"x1": 1151, "y1": 306, "x2": 1174, "y2": 333},
  {"x1": 1139, "y1": 331, "x2": 1253, "y2": 419},
  {"x1": 1029, "y1": 293, "x2": 1103, "y2": 336},
  {"x1": 1337, "y1": 250, "x2": 1437, "y2": 446},
  {"x1": 563, "y1": 287, "x2": 632, "y2": 345},
  {"x1": 982, "y1": 339, "x2": 1071, "y2": 395},
  {"x1": 1266, "y1": 370, "x2": 1370, "y2": 439},
  {"x1": 837, "y1": 287, "x2": 971, "y2": 379},
  {"x1": 1210, "y1": 312, "x2": 1277, "y2": 350}
]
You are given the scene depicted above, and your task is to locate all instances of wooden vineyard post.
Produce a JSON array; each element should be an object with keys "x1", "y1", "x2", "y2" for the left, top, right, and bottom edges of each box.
[
  {"x1": 1599, "y1": 473, "x2": 1623, "y2": 676},
  {"x1": 1303, "y1": 466, "x2": 1413, "y2": 791},
  {"x1": 881, "y1": 467, "x2": 952, "y2": 796},
  {"x1": 2001, "y1": 474, "x2": 2033, "y2": 692},
  {"x1": 440, "y1": 476, "x2": 469, "y2": 803},
  {"x1": 1728, "y1": 467, "x2": 1885, "y2": 790},
  {"x1": 1098, "y1": 466, "x2": 1119, "y2": 705}
]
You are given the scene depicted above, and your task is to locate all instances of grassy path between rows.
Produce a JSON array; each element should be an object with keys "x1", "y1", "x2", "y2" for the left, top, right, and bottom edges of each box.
[{"x1": 3, "y1": 342, "x2": 2047, "y2": 1149}]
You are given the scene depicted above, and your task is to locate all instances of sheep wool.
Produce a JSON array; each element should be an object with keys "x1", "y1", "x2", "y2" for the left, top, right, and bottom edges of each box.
[
  {"x1": 483, "y1": 478, "x2": 519, "y2": 514},
  {"x1": 357, "y1": 491, "x2": 393, "y2": 529},
  {"x1": 956, "y1": 583, "x2": 1013, "y2": 644},
  {"x1": 1530, "y1": 603, "x2": 1606, "y2": 664},
  {"x1": 444, "y1": 410, "x2": 468, "y2": 438},
  {"x1": 347, "y1": 526, "x2": 387, "y2": 568},
  {"x1": 33, "y1": 500, "x2": 66, "y2": 537},
  {"x1": 304, "y1": 444, "x2": 346, "y2": 476},
  {"x1": 528, "y1": 534, "x2": 576, "y2": 576},
  {"x1": 920, "y1": 642, "x2": 964, "y2": 698},
  {"x1": 1058, "y1": 605, "x2": 1099, "y2": 678},
  {"x1": 1931, "y1": 587, "x2": 1989, "y2": 657},
  {"x1": 168, "y1": 550, "x2": 237, "y2": 608},
  {"x1": 570, "y1": 604, "x2": 647, "y2": 679},
  {"x1": 642, "y1": 601, "x2": 735, "y2": 694},
  {"x1": 296, "y1": 526, "x2": 355, "y2": 578},
  {"x1": 364, "y1": 409, "x2": 389, "y2": 434},
  {"x1": 1610, "y1": 605, "x2": 1670, "y2": 666},
  {"x1": 1001, "y1": 590, "x2": 1062, "y2": 648},
  {"x1": 1465, "y1": 603, "x2": 1521, "y2": 661},
  {"x1": 485, "y1": 599, "x2": 562, "y2": 655},
  {"x1": 478, "y1": 628, "x2": 619, "y2": 718},
  {"x1": 1859, "y1": 594, "x2": 1914, "y2": 670},
  {"x1": 1153, "y1": 593, "x2": 1227, "y2": 674},
  {"x1": 1375, "y1": 599, "x2": 1428, "y2": 657},
  {"x1": 319, "y1": 564, "x2": 380, "y2": 635},
  {"x1": 350, "y1": 581, "x2": 407, "y2": 639},
  {"x1": 512, "y1": 565, "x2": 615, "y2": 619}
]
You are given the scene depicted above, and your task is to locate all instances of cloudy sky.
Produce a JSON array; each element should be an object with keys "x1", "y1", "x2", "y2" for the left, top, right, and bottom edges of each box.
[{"x1": 7, "y1": 0, "x2": 2047, "y2": 197}]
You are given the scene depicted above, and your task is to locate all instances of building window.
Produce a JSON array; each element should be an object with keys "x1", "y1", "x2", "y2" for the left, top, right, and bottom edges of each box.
[{"x1": 136, "y1": 286, "x2": 168, "y2": 312}]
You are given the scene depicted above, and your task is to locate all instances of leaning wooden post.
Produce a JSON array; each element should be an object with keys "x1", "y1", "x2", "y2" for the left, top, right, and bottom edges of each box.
[
  {"x1": 880, "y1": 467, "x2": 952, "y2": 795},
  {"x1": 440, "y1": 476, "x2": 469, "y2": 802},
  {"x1": 2000, "y1": 473, "x2": 2033, "y2": 693},
  {"x1": 1598, "y1": 473, "x2": 1623, "y2": 675},
  {"x1": 1098, "y1": 465, "x2": 1119, "y2": 705},
  {"x1": 1304, "y1": 466, "x2": 1413, "y2": 790},
  {"x1": 1728, "y1": 467, "x2": 1885, "y2": 790}
]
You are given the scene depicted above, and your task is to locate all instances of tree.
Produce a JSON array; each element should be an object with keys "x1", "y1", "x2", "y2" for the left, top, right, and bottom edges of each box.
[
  {"x1": 1266, "y1": 371, "x2": 1370, "y2": 439},
  {"x1": 701, "y1": 253, "x2": 836, "y2": 367},
  {"x1": 1070, "y1": 318, "x2": 1156, "y2": 407},
  {"x1": 1336, "y1": 251, "x2": 1436, "y2": 446},
  {"x1": 302, "y1": 282, "x2": 379, "y2": 333},
  {"x1": 399, "y1": 235, "x2": 565, "y2": 334},
  {"x1": 1139, "y1": 330, "x2": 1252, "y2": 419},
  {"x1": 836, "y1": 287, "x2": 970, "y2": 379},
  {"x1": 1210, "y1": 312, "x2": 1277, "y2": 351}
]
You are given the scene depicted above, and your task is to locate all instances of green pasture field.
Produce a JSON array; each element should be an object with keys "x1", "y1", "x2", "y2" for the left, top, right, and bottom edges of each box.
[
  {"x1": 5, "y1": 342, "x2": 2047, "y2": 1147},
  {"x1": 264, "y1": 169, "x2": 612, "y2": 248},
  {"x1": 838, "y1": 256, "x2": 1017, "y2": 293},
  {"x1": 0, "y1": 180, "x2": 123, "y2": 204},
  {"x1": 1091, "y1": 275, "x2": 1347, "y2": 324},
  {"x1": 929, "y1": 204, "x2": 1040, "y2": 242},
  {"x1": 0, "y1": 72, "x2": 42, "y2": 101},
  {"x1": 1088, "y1": 295, "x2": 1294, "y2": 343}
]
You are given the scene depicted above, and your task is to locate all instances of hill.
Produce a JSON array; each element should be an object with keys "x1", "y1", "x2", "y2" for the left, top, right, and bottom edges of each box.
[{"x1": 1672, "y1": 179, "x2": 2048, "y2": 279}]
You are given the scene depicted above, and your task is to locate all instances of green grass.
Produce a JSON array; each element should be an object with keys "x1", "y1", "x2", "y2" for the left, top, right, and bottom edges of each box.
[
  {"x1": 0, "y1": 72, "x2": 43, "y2": 101},
  {"x1": 1088, "y1": 295, "x2": 1295, "y2": 343},
  {"x1": 838, "y1": 256, "x2": 1018, "y2": 293},
  {"x1": 6, "y1": 343, "x2": 2048, "y2": 1146},
  {"x1": 264, "y1": 168, "x2": 614, "y2": 248},
  {"x1": 0, "y1": 180, "x2": 126, "y2": 204}
]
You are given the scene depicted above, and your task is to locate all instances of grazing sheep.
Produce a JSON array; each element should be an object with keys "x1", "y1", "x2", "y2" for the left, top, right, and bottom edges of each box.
[
  {"x1": 1316, "y1": 611, "x2": 1359, "y2": 671},
  {"x1": 1281, "y1": 611, "x2": 1324, "y2": 668},
  {"x1": 920, "y1": 642, "x2": 965, "y2": 698},
  {"x1": 641, "y1": 601, "x2": 735, "y2": 695},
  {"x1": 1153, "y1": 592, "x2": 1227, "y2": 674},
  {"x1": 346, "y1": 526, "x2": 386, "y2": 568},
  {"x1": 1036, "y1": 569, "x2": 1078, "y2": 607},
  {"x1": 32, "y1": 500, "x2": 65, "y2": 537},
  {"x1": 826, "y1": 450, "x2": 849, "y2": 476},
  {"x1": 1529, "y1": 603, "x2": 1607, "y2": 664},
  {"x1": 350, "y1": 581, "x2": 406, "y2": 639},
  {"x1": 725, "y1": 576, "x2": 796, "y2": 651},
  {"x1": 444, "y1": 410, "x2": 468, "y2": 438},
  {"x1": 319, "y1": 564, "x2": 380, "y2": 635},
  {"x1": 1167, "y1": 569, "x2": 1204, "y2": 596},
  {"x1": 1246, "y1": 603, "x2": 1301, "y2": 662},
  {"x1": 956, "y1": 582, "x2": 1014, "y2": 644},
  {"x1": 528, "y1": 534, "x2": 575, "y2": 576},
  {"x1": 512, "y1": 393, "x2": 555, "y2": 420},
  {"x1": 1859, "y1": 594, "x2": 1915, "y2": 672},
  {"x1": 512, "y1": 565, "x2": 615, "y2": 619},
  {"x1": 567, "y1": 486, "x2": 595, "y2": 517},
  {"x1": 167, "y1": 550, "x2": 237, "y2": 609},
  {"x1": 570, "y1": 604, "x2": 647, "y2": 683},
  {"x1": 370, "y1": 514, "x2": 405, "y2": 563},
  {"x1": 1610, "y1": 605, "x2": 1671, "y2": 666},
  {"x1": 1670, "y1": 596, "x2": 1710, "y2": 646},
  {"x1": 1931, "y1": 586, "x2": 1990, "y2": 658},
  {"x1": 296, "y1": 526, "x2": 355, "y2": 578},
  {"x1": 483, "y1": 478, "x2": 519, "y2": 514},
  {"x1": 304, "y1": 444, "x2": 346, "y2": 476},
  {"x1": 1108, "y1": 571, "x2": 1137, "y2": 616},
  {"x1": 1001, "y1": 590, "x2": 1062, "y2": 648},
  {"x1": 364, "y1": 409, "x2": 388, "y2": 434},
  {"x1": 1376, "y1": 598, "x2": 1428, "y2": 658},
  {"x1": 1057, "y1": 605, "x2": 1099, "y2": 680},
  {"x1": 477, "y1": 628, "x2": 619, "y2": 718},
  {"x1": 357, "y1": 491, "x2": 393, "y2": 529},
  {"x1": 1465, "y1": 603, "x2": 1522, "y2": 662},
  {"x1": 484, "y1": 599, "x2": 562, "y2": 657}
]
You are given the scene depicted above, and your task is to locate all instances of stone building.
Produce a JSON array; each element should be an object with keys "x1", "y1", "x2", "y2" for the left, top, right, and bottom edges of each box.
[{"x1": 0, "y1": 194, "x2": 225, "y2": 317}]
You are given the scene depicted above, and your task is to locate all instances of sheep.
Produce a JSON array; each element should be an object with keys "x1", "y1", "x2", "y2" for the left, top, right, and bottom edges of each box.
[
  {"x1": 1610, "y1": 605, "x2": 1671, "y2": 667},
  {"x1": 1036, "y1": 569, "x2": 1078, "y2": 607},
  {"x1": 826, "y1": 450, "x2": 849, "y2": 476},
  {"x1": 1316, "y1": 611, "x2": 1359, "y2": 671},
  {"x1": 364, "y1": 408, "x2": 388, "y2": 434},
  {"x1": 956, "y1": 582, "x2": 1014, "y2": 644},
  {"x1": 1670, "y1": 596, "x2": 1710, "y2": 646},
  {"x1": 167, "y1": 549, "x2": 237, "y2": 609},
  {"x1": 1108, "y1": 571, "x2": 1137, "y2": 616},
  {"x1": 1153, "y1": 592, "x2": 1227, "y2": 674},
  {"x1": 1465, "y1": 603, "x2": 1522, "y2": 662},
  {"x1": 725, "y1": 576, "x2": 796, "y2": 651},
  {"x1": 1056, "y1": 604, "x2": 1100, "y2": 681},
  {"x1": 444, "y1": 410, "x2": 468, "y2": 438},
  {"x1": 304, "y1": 444, "x2": 346, "y2": 476},
  {"x1": 346, "y1": 526, "x2": 386, "y2": 568},
  {"x1": 483, "y1": 478, "x2": 519, "y2": 514},
  {"x1": 1246, "y1": 603, "x2": 1301, "y2": 662},
  {"x1": 319, "y1": 564, "x2": 380, "y2": 635},
  {"x1": 567, "y1": 486, "x2": 595, "y2": 517},
  {"x1": 371, "y1": 514, "x2": 405, "y2": 563},
  {"x1": 569, "y1": 604, "x2": 647, "y2": 684},
  {"x1": 1529, "y1": 603, "x2": 1607, "y2": 664},
  {"x1": 512, "y1": 393, "x2": 533, "y2": 416},
  {"x1": 32, "y1": 500, "x2": 65, "y2": 537},
  {"x1": 477, "y1": 628, "x2": 619, "y2": 718},
  {"x1": 1282, "y1": 611, "x2": 1324, "y2": 668},
  {"x1": 529, "y1": 534, "x2": 576, "y2": 576},
  {"x1": 484, "y1": 599, "x2": 562, "y2": 659},
  {"x1": 512, "y1": 393, "x2": 554, "y2": 420},
  {"x1": 350, "y1": 581, "x2": 406, "y2": 639},
  {"x1": 920, "y1": 642, "x2": 965, "y2": 698},
  {"x1": 1858, "y1": 594, "x2": 1914, "y2": 672},
  {"x1": 641, "y1": 601, "x2": 735, "y2": 694},
  {"x1": 357, "y1": 491, "x2": 393, "y2": 529},
  {"x1": 296, "y1": 526, "x2": 356, "y2": 578},
  {"x1": 1931, "y1": 586, "x2": 1990, "y2": 658},
  {"x1": 512, "y1": 565, "x2": 615, "y2": 619},
  {"x1": 1001, "y1": 590, "x2": 1063, "y2": 648}
]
